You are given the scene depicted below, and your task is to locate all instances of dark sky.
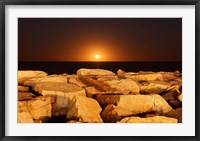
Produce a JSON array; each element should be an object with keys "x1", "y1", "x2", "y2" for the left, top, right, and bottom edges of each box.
[{"x1": 18, "y1": 18, "x2": 182, "y2": 62}]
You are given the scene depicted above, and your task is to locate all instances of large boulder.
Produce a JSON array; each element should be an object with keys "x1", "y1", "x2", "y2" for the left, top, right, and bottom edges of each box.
[
  {"x1": 22, "y1": 96, "x2": 52, "y2": 122},
  {"x1": 18, "y1": 70, "x2": 47, "y2": 84},
  {"x1": 79, "y1": 74, "x2": 139, "y2": 95},
  {"x1": 118, "y1": 116, "x2": 177, "y2": 123},
  {"x1": 139, "y1": 81, "x2": 172, "y2": 94},
  {"x1": 97, "y1": 94, "x2": 172, "y2": 122},
  {"x1": 33, "y1": 82, "x2": 86, "y2": 116},
  {"x1": 18, "y1": 101, "x2": 33, "y2": 123},
  {"x1": 117, "y1": 69, "x2": 163, "y2": 82},
  {"x1": 66, "y1": 96, "x2": 103, "y2": 123},
  {"x1": 23, "y1": 74, "x2": 68, "y2": 87}
]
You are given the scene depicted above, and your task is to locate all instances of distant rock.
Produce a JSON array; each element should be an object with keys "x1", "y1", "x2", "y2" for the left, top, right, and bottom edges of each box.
[
  {"x1": 77, "y1": 68, "x2": 115, "y2": 77},
  {"x1": 118, "y1": 116, "x2": 178, "y2": 123},
  {"x1": 18, "y1": 70, "x2": 48, "y2": 84},
  {"x1": 98, "y1": 94, "x2": 172, "y2": 122},
  {"x1": 23, "y1": 74, "x2": 68, "y2": 87},
  {"x1": 33, "y1": 82, "x2": 86, "y2": 116},
  {"x1": 117, "y1": 69, "x2": 163, "y2": 82},
  {"x1": 18, "y1": 101, "x2": 33, "y2": 123},
  {"x1": 66, "y1": 96, "x2": 103, "y2": 123},
  {"x1": 139, "y1": 81, "x2": 171, "y2": 94}
]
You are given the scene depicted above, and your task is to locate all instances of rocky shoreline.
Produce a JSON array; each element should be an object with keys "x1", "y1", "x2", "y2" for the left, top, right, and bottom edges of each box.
[{"x1": 18, "y1": 69, "x2": 182, "y2": 123}]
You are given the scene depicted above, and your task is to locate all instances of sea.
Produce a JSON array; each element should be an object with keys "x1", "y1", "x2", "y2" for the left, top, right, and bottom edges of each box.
[{"x1": 18, "y1": 61, "x2": 182, "y2": 75}]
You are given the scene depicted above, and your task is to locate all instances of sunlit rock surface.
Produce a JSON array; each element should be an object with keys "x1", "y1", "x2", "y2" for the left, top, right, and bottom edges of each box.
[
  {"x1": 99, "y1": 94, "x2": 172, "y2": 122},
  {"x1": 18, "y1": 70, "x2": 48, "y2": 84},
  {"x1": 33, "y1": 82, "x2": 86, "y2": 116},
  {"x1": 66, "y1": 96, "x2": 103, "y2": 123},
  {"x1": 118, "y1": 116, "x2": 178, "y2": 123},
  {"x1": 18, "y1": 69, "x2": 182, "y2": 123}
]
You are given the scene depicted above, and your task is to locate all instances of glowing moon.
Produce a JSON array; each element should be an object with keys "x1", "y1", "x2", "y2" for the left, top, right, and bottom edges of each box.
[{"x1": 95, "y1": 54, "x2": 100, "y2": 60}]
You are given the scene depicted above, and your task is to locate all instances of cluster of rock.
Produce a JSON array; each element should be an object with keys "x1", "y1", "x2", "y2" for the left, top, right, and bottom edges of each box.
[{"x1": 18, "y1": 68, "x2": 182, "y2": 123}]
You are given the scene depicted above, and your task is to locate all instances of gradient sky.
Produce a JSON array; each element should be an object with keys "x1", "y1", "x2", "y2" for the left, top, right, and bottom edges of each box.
[{"x1": 18, "y1": 18, "x2": 182, "y2": 62}]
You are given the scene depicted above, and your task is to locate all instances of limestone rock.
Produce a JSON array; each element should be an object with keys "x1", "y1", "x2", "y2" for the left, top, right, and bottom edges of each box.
[
  {"x1": 23, "y1": 96, "x2": 52, "y2": 122},
  {"x1": 98, "y1": 94, "x2": 172, "y2": 122},
  {"x1": 117, "y1": 69, "x2": 163, "y2": 82},
  {"x1": 18, "y1": 92, "x2": 37, "y2": 101},
  {"x1": 67, "y1": 75, "x2": 86, "y2": 88},
  {"x1": 162, "y1": 108, "x2": 182, "y2": 123},
  {"x1": 18, "y1": 101, "x2": 33, "y2": 123},
  {"x1": 33, "y1": 82, "x2": 86, "y2": 116},
  {"x1": 18, "y1": 86, "x2": 29, "y2": 92},
  {"x1": 139, "y1": 81, "x2": 171, "y2": 94},
  {"x1": 67, "y1": 96, "x2": 103, "y2": 123},
  {"x1": 23, "y1": 74, "x2": 68, "y2": 87},
  {"x1": 18, "y1": 70, "x2": 47, "y2": 84},
  {"x1": 118, "y1": 116, "x2": 178, "y2": 123},
  {"x1": 77, "y1": 68, "x2": 115, "y2": 77},
  {"x1": 79, "y1": 75, "x2": 139, "y2": 95}
]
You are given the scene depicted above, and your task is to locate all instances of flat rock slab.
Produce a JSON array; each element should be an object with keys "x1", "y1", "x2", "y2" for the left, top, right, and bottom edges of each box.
[
  {"x1": 67, "y1": 75, "x2": 86, "y2": 88},
  {"x1": 18, "y1": 86, "x2": 29, "y2": 92},
  {"x1": 23, "y1": 74, "x2": 68, "y2": 87},
  {"x1": 139, "y1": 81, "x2": 172, "y2": 94},
  {"x1": 18, "y1": 101, "x2": 33, "y2": 123},
  {"x1": 18, "y1": 92, "x2": 37, "y2": 101},
  {"x1": 117, "y1": 69, "x2": 163, "y2": 82},
  {"x1": 33, "y1": 82, "x2": 86, "y2": 116},
  {"x1": 22, "y1": 96, "x2": 52, "y2": 122},
  {"x1": 67, "y1": 96, "x2": 103, "y2": 123},
  {"x1": 98, "y1": 94, "x2": 172, "y2": 122},
  {"x1": 18, "y1": 70, "x2": 48, "y2": 84},
  {"x1": 77, "y1": 68, "x2": 115, "y2": 77},
  {"x1": 162, "y1": 108, "x2": 182, "y2": 123},
  {"x1": 79, "y1": 75, "x2": 140, "y2": 95},
  {"x1": 118, "y1": 116, "x2": 178, "y2": 123}
]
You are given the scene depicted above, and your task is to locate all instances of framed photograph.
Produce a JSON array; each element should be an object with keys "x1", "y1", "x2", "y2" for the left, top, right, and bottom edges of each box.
[{"x1": 0, "y1": 0, "x2": 199, "y2": 140}]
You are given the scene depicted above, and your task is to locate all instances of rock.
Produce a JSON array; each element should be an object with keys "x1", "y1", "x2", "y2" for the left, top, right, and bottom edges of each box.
[
  {"x1": 18, "y1": 101, "x2": 33, "y2": 123},
  {"x1": 139, "y1": 81, "x2": 171, "y2": 94},
  {"x1": 160, "y1": 71, "x2": 181, "y2": 81},
  {"x1": 18, "y1": 92, "x2": 37, "y2": 101},
  {"x1": 117, "y1": 69, "x2": 163, "y2": 82},
  {"x1": 23, "y1": 96, "x2": 52, "y2": 122},
  {"x1": 98, "y1": 94, "x2": 172, "y2": 122},
  {"x1": 178, "y1": 94, "x2": 182, "y2": 102},
  {"x1": 79, "y1": 75, "x2": 139, "y2": 95},
  {"x1": 18, "y1": 70, "x2": 48, "y2": 84},
  {"x1": 23, "y1": 74, "x2": 68, "y2": 87},
  {"x1": 33, "y1": 82, "x2": 86, "y2": 116},
  {"x1": 18, "y1": 86, "x2": 29, "y2": 92},
  {"x1": 118, "y1": 116, "x2": 178, "y2": 123},
  {"x1": 67, "y1": 75, "x2": 86, "y2": 88},
  {"x1": 161, "y1": 108, "x2": 182, "y2": 123},
  {"x1": 67, "y1": 96, "x2": 103, "y2": 123},
  {"x1": 97, "y1": 77, "x2": 140, "y2": 95},
  {"x1": 77, "y1": 68, "x2": 115, "y2": 77}
]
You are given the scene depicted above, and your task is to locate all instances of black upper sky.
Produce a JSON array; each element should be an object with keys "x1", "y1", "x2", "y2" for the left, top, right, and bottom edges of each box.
[{"x1": 18, "y1": 18, "x2": 182, "y2": 62}]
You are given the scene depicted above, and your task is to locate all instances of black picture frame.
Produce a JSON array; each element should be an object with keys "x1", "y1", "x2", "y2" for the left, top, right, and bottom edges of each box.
[{"x1": 0, "y1": 0, "x2": 199, "y2": 140}]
